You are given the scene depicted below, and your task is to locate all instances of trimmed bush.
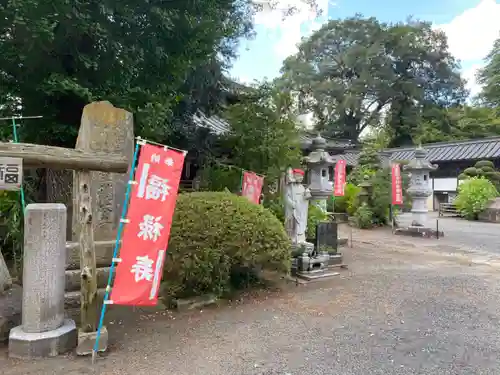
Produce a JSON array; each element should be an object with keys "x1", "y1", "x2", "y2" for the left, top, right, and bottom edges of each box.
[
  {"x1": 460, "y1": 160, "x2": 500, "y2": 190},
  {"x1": 455, "y1": 177, "x2": 498, "y2": 220},
  {"x1": 163, "y1": 192, "x2": 291, "y2": 300}
]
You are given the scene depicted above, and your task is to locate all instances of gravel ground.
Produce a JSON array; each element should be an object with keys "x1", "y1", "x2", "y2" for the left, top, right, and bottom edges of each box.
[{"x1": 2, "y1": 228, "x2": 500, "y2": 375}]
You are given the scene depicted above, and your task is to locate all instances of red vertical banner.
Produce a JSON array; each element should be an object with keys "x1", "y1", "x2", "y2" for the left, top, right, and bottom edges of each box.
[
  {"x1": 110, "y1": 143, "x2": 186, "y2": 306},
  {"x1": 391, "y1": 163, "x2": 403, "y2": 205},
  {"x1": 333, "y1": 160, "x2": 347, "y2": 197},
  {"x1": 241, "y1": 171, "x2": 264, "y2": 204}
]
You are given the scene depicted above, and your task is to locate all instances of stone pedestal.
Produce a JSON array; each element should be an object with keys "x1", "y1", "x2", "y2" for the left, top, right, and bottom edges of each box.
[{"x1": 9, "y1": 204, "x2": 77, "y2": 359}]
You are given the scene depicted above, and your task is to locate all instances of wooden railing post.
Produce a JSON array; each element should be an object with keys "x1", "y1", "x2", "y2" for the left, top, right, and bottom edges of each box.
[{"x1": 75, "y1": 171, "x2": 97, "y2": 333}]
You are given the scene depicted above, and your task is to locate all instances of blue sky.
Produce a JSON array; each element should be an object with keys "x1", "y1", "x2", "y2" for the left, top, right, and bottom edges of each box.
[{"x1": 230, "y1": 0, "x2": 500, "y2": 96}]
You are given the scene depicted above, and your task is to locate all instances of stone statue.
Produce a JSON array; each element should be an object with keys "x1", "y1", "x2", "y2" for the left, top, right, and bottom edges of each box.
[{"x1": 283, "y1": 167, "x2": 311, "y2": 245}]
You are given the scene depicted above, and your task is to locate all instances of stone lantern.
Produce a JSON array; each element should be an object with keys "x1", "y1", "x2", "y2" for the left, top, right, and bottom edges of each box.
[
  {"x1": 396, "y1": 146, "x2": 443, "y2": 238},
  {"x1": 303, "y1": 134, "x2": 335, "y2": 212},
  {"x1": 404, "y1": 146, "x2": 437, "y2": 226}
]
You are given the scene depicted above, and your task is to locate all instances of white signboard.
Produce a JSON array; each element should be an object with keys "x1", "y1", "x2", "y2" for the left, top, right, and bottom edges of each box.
[{"x1": 0, "y1": 157, "x2": 22, "y2": 191}]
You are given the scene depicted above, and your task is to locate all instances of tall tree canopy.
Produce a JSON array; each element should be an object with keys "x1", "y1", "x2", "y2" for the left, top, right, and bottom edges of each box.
[
  {"x1": 280, "y1": 15, "x2": 467, "y2": 145},
  {"x1": 477, "y1": 34, "x2": 500, "y2": 109},
  {"x1": 0, "y1": 0, "x2": 256, "y2": 147}
]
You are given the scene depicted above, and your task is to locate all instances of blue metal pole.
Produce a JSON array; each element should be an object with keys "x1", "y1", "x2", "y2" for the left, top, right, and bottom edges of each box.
[
  {"x1": 10, "y1": 118, "x2": 26, "y2": 211},
  {"x1": 92, "y1": 141, "x2": 141, "y2": 362}
]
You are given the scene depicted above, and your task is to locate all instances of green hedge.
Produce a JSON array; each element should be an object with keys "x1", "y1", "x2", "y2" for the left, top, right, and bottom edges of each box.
[{"x1": 162, "y1": 192, "x2": 291, "y2": 300}]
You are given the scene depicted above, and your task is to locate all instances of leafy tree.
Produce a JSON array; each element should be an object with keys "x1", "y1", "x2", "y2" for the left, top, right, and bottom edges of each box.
[
  {"x1": 220, "y1": 83, "x2": 302, "y2": 183},
  {"x1": 280, "y1": 16, "x2": 466, "y2": 144},
  {"x1": 477, "y1": 34, "x2": 500, "y2": 108},
  {"x1": 415, "y1": 106, "x2": 500, "y2": 144},
  {"x1": 0, "y1": 0, "x2": 257, "y2": 148}
]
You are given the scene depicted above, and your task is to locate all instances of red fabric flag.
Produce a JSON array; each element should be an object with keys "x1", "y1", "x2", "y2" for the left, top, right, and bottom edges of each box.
[
  {"x1": 110, "y1": 144, "x2": 185, "y2": 306},
  {"x1": 391, "y1": 163, "x2": 403, "y2": 205},
  {"x1": 333, "y1": 160, "x2": 346, "y2": 197},
  {"x1": 241, "y1": 171, "x2": 264, "y2": 204}
]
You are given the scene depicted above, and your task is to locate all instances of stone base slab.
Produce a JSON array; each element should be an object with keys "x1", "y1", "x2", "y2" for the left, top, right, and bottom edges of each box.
[
  {"x1": 395, "y1": 226, "x2": 444, "y2": 239},
  {"x1": 0, "y1": 285, "x2": 22, "y2": 342},
  {"x1": 76, "y1": 326, "x2": 108, "y2": 356},
  {"x1": 296, "y1": 270, "x2": 340, "y2": 281},
  {"x1": 328, "y1": 254, "x2": 343, "y2": 265},
  {"x1": 8, "y1": 319, "x2": 77, "y2": 359}
]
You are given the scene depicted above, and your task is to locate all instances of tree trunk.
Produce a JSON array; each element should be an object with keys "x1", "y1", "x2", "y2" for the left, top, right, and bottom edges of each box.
[{"x1": 76, "y1": 170, "x2": 98, "y2": 332}]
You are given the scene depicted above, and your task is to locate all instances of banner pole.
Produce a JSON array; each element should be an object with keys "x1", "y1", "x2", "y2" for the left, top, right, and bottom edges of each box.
[{"x1": 92, "y1": 139, "x2": 142, "y2": 363}]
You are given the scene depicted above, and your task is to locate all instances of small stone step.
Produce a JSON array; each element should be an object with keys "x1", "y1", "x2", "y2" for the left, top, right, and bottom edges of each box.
[
  {"x1": 66, "y1": 240, "x2": 118, "y2": 270},
  {"x1": 64, "y1": 288, "x2": 107, "y2": 309},
  {"x1": 65, "y1": 267, "x2": 112, "y2": 292}
]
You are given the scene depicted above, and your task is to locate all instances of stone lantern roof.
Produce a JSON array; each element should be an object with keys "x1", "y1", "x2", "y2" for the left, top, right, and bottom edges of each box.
[
  {"x1": 403, "y1": 146, "x2": 438, "y2": 172},
  {"x1": 303, "y1": 134, "x2": 336, "y2": 166}
]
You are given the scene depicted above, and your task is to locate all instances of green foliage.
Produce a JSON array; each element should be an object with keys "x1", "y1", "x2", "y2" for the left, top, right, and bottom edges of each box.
[
  {"x1": 454, "y1": 177, "x2": 498, "y2": 220},
  {"x1": 477, "y1": 36, "x2": 500, "y2": 107},
  {"x1": 328, "y1": 183, "x2": 360, "y2": 215},
  {"x1": 280, "y1": 16, "x2": 466, "y2": 143},
  {"x1": 0, "y1": 0, "x2": 260, "y2": 149},
  {"x1": 460, "y1": 160, "x2": 500, "y2": 191},
  {"x1": 306, "y1": 204, "x2": 328, "y2": 239},
  {"x1": 221, "y1": 83, "x2": 302, "y2": 182},
  {"x1": 262, "y1": 193, "x2": 285, "y2": 223},
  {"x1": 415, "y1": 106, "x2": 500, "y2": 145},
  {"x1": 354, "y1": 203, "x2": 373, "y2": 229},
  {"x1": 349, "y1": 144, "x2": 380, "y2": 185},
  {"x1": 370, "y1": 168, "x2": 392, "y2": 225},
  {"x1": 199, "y1": 165, "x2": 242, "y2": 193},
  {"x1": 163, "y1": 192, "x2": 291, "y2": 300},
  {"x1": 0, "y1": 192, "x2": 23, "y2": 265}
]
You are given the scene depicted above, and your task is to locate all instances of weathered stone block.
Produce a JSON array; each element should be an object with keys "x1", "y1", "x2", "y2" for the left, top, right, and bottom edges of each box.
[
  {"x1": 76, "y1": 327, "x2": 108, "y2": 356},
  {"x1": 8, "y1": 319, "x2": 77, "y2": 359},
  {"x1": 65, "y1": 267, "x2": 111, "y2": 292},
  {"x1": 72, "y1": 101, "x2": 134, "y2": 242},
  {"x1": 23, "y1": 203, "x2": 67, "y2": 333}
]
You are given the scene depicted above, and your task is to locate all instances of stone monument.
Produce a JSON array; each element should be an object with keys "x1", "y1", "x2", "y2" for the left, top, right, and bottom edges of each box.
[
  {"x1": 72, "y1": 101, "x2": 134, "y2": 242},
  {"x1": 283, "y1": 167, "x2": 312, "y2": 248},
  {"x1": 284, "y1": 168, "x2": 340, "y2": 280},
  {"x1": 303, "y1": 134, "x2": 335, "y2": 212},
  {"x1": 395, "y1": 146, "x2": 443, "y2": 238},
  {"x1": 9, "y1": 204, "x2": 77, "y2": 358}
]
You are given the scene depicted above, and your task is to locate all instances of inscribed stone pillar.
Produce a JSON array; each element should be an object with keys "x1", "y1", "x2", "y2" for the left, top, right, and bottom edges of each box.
[
  {"x1": 72, "y1": 101, "x2": 134, "y2": 241},
  {"x1": 9, "y1": 204, "x2": 77, "y2": 358}
]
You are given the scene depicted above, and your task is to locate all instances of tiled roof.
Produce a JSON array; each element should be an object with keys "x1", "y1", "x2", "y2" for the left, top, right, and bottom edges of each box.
[
  {"x1": 300, "y1": 134, "x2": 354, "y2": 151},
  {"x1": 329, "y1": 137, "x2": 500, "y2": 167},
  {"x1": 192, "y1": 111, "x2": 230, "y2": 135},
  {"x1": 387, "y1": 137, "x2": 500, "y2": 162}
]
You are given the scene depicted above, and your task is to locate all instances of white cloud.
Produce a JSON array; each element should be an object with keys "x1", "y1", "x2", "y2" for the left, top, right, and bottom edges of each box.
[
  {"x1": 253, "y1": 0, "x2": 331, "y2": 58},
  {"x1": 462, "y1": 63, "x2": 484, "y2": 97},
  {"x1": 436, "y1": 0, "x2": 500, "y2": 62},
  {"x1": 435, "y1": 0, "x2": 500, "y2": 95}
]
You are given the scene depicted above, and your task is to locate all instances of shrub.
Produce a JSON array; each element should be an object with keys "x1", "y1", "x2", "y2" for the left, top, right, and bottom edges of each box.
[
  {"x1": 199, "y1": 165, "x2": 242, "y2": 192},
  {"x1": 459, "y1": 160, "x2": 500, "y2": 190},
  {"x1": 262, "y1": 192, "x2": 285, "y2": 223},
  {"x1": 163, "y1": 192, "x2": 291, "y2": 300},
  {"x1": 454, "y1": 177, "x2": 498, "y2": 220},
  {"x1": 354, "y1": 203, "x2": 373, "y2": 229},
  {"x1": 307, "y1": 204, "x2": 328, "y2": 239},
  {"x1": 370, "y1": 168, "x2": 392, "y2": 225},
  {"x1": 328, "y1": 183, "x2": 360, "y2": 215}
]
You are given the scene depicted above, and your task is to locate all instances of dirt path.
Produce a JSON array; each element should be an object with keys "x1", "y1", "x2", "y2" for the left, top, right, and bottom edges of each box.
[{"x1": 2, "y1": 230, "x2": 500, "y2": 375}]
